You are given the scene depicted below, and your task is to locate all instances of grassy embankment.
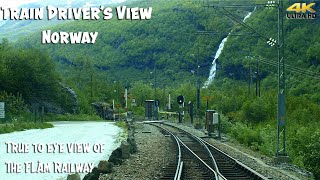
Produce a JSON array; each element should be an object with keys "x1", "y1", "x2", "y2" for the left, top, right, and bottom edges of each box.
[
  {"x1": 0, "y1": 113, "x2": 105, "y2": 134},
  {"x1": 0, "y1": 122, "x2": 53, "y2": 134}
]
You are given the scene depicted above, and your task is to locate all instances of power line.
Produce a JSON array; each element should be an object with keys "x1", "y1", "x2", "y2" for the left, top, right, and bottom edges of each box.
[
  {"x1": 260, "y1": 67, "x2": 314, "y2": 86},
  {"x1": 251, "y1": 56, "x2": 320, "y2": 80},
  {"x1": 255, "y1": 56, "x2": 320, "y2": 77}
]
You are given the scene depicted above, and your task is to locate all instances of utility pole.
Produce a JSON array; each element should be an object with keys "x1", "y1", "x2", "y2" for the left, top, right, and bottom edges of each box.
[
  {"x1": 90, "y1": 73, "x2": 94, "y2": 115},
  {"x1": 125, "y1": 86, "x2": 128, "y2": 120},
  {"x1": 112, "y1": 99, "x2": 115, "y2": 120},
  {"x1": 90, "y1": 74, "x2": 93, "y2": 102},
  {"x1": 168, "y1": 92, "x2": 171, "y2": 110},
  {"x1": 248, "y1": 62, "x2": 252, "y2": 95},
  {"x1": 196, "y1": 47, "x2": 201, "y2": 122},
  {"x1": 256, "y1": 60, "x2": 260, "y2": 97},
  {"x1": 231, "y1": 73, "x2": 236, "y2": 111},
  {"x1": 154, "y1": 64, "x2": 158, "y2": 120},
  {"x1": 163, "y1": 86, "x2": 166, "y2": 108},
  {"x1": 117, "y1": 81, "x2": 120, "y2": 121},
  {"x1": 258, "y1": 62, "x2": 261, "y2": 97},
  {"x1": 276, "y1": 0, "x2": 287, "y2": 161}
]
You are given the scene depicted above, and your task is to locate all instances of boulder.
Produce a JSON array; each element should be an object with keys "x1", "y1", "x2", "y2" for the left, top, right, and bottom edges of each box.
[
  {"x1": 108, "y1": 148, "x2": 123, "y2": 165},
  {"x1": 127, "y1": 137, "x2": 137, "y2": 154},
  {"x1": 83, "y1": 167, "x2": 100, "y2": 180},
  {"x1": 120, "y1": 141, "x2": 130, "y2": 159},
  {"x1": 91, "y1": 102, "x2": 113, "y2": 120},
  {"x1": 67, "y1": 173, "x2": 80, "y2": 180},
  {"x1": 97, "y1": 160, "x2": 114, "y2": 174}
]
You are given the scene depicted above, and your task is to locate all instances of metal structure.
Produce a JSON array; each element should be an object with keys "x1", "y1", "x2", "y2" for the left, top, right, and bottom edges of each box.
[
  {"x1": 206, "y1": 110, "x2": 215, "y2": 136},
  {"x1": 153, "y1": 65, "x2": 158, "y2": 120},
  {"x1": 145, "y1": 100, "x2": 155, "y2": 120},
  {"x1": 276, "y1": 0, "x2": 287, "y2": 157},
  {"x1": 188, "y1": 101, "x2": 194, "y2": 123},
  {"x1": 196, "y1": 47, "x2": 201, "y2": 121}
]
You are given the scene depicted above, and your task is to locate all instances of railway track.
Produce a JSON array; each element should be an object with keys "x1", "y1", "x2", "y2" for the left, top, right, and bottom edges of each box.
[
  {"x1": 154, "y1": 123, "x2": 219, "y2": 180},
  {"x1": 150, "y1": 122, "x2": 267, "y2": 180},
  {"x1": 202, "y1": 140, "x2": 267, "y2": 180}
]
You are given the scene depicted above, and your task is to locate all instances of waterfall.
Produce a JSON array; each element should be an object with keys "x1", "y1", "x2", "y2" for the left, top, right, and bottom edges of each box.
[{"x1": 203, "y1": 9, "x2": 255, "y2": 88}]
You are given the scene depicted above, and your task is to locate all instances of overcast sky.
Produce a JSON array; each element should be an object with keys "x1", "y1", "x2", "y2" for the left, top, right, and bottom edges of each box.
[
  {"x1": 0, "y1": 0, "x2": 38, "y2": 8},
  {"x1": 0, "y1": 0, "x2": 125, "y2": 9}
]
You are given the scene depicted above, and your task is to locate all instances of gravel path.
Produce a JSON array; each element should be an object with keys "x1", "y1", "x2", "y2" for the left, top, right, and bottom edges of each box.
[{"x1": 100, "y1": 123, "x2": 176, "y2": 180}]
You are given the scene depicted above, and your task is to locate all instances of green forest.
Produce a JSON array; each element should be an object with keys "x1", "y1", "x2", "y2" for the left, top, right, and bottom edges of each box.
[{"x1": 0, "y1": 0, "x2": 320, "y2": 178}]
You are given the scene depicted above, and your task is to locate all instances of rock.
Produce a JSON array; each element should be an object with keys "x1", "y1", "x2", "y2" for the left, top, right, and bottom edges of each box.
[
  {"x1": 67, "y1": 173, "x2": 80, "y2": 180},
  {"x1": 108, "y1": 148, "x2": 123, "y2": 165},
  {"x1": 108, "y1": 140, "x2": 135, "y2": 165},
  {"x1": 30, "y1": 98, "x2": 67, "y2": 114},
  {"x1": 127, "y1": 137, "x2": 137, "y2": 154},
  {"x1": 83, "y1": 167, "x2": 100, "y2": 180},
  {"x1": 127, "y1": 126, "x2": 137, "y2": 154},
  {"x1": 120, "y1": 141, "x2": 131, "y2": 159},
  {"x1": 97, "y1": 160, "x2": 114, "y2": 174},
  {"x1": 59, "y1": 82, "x2": 78, "y2": 114},
  {"x1": 91, "y1": 102, "x2": 113, "y2": 120}
]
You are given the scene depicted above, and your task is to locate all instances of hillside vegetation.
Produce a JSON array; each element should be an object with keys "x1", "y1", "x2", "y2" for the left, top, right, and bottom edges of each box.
[
  {"x1": 0, "y1": 0, "x2": 319, "y2": 178},
  {"x1": 17, "y1": 0, "x2": 251, "y2": 85}
]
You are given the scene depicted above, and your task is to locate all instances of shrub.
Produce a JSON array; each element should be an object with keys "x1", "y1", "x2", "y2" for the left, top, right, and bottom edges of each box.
[
  {"x1": 302, "y1": 130, "x2": 320, "y2": 179},
  {"x1": 44, "y1": 113, "x2": 103, "y2": 122},
  {"x1": 0, "y1": 91, "x2": 27, "y2": 116},
  {"x1": 229, "y1": 122, "x2": 263, "y2": 149},
  {"x1": 241, "y1": 98, "x2": 269, "y2": 123}
]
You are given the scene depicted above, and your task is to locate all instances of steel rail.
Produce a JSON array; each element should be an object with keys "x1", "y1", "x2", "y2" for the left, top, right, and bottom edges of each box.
[
  {"x1": 151, "y1": 122, "x2": 218, "y2": 179},
  {"x1": 153, "y1": 124, "x2": 183, "y2": 180},
  {"x1": 201, "y1": 139, "x2": 268, "y2": 180}
]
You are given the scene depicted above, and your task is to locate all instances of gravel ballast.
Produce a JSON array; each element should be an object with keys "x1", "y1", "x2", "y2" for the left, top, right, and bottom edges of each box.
[{"x1": 99, "y1": 123, "x2": 176, "y2": 180}]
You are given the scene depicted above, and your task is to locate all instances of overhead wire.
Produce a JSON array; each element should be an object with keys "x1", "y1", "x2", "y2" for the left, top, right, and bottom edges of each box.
[
  {"x1": 255, "y1": 56, "x2": 320, "y2": 76},
  {"x1": 251, "y1": 56, "x2": 320, "y2": 80},
  {"x1": 241, "y1": 58, "x2": 319, "y2": 89}
]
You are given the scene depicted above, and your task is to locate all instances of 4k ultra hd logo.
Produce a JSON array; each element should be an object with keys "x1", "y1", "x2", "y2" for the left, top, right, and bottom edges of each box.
[{"x1": 286, "y1": 2, "x2": 317, "y2": 19}]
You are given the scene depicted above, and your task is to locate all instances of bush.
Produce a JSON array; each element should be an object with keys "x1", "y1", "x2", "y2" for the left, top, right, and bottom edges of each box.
[
  {"x1": 241, "y1": 98, "x2": 269, "y2": 122},
  {"x1": 0, "y1": 122, "x2": 53, "y2": 134},
  {"x1": 302, "y1": 130, "x2": 320, "y2": 179},
  {"x1": 44, "y1": 113, "x2": 103, "y2": 122},
  {"x1": 257, "y1": 124, "x2": 275, "y2": 156},
  {"x1": 0, "y1": 91, "x2": 27, "y2": 116},
  {"x1": 115, "y1": 121, "x2": 128, "y2": 130},
  {"x1": 132, "y1": 106, "x2": 145, "y2": 116},
  {"x1": 229, "y1": 122, "x2": 263, "y2": 149}
]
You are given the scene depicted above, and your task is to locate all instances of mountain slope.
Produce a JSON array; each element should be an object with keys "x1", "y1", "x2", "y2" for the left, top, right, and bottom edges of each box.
[
  {"x1": 217, "y1": 1, "x2": 320, "y2": 101},
  {"x1": 16, "y1": 0, "x2": 254, "y2": 86},
  {"x1": 0, "y1": 0, "x2": 124, "y2": 41}
]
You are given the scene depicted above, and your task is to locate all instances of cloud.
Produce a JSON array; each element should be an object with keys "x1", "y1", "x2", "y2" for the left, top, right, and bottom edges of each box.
[{"x1": 0, "y1": 0, "x2": 38, "y2": 8}]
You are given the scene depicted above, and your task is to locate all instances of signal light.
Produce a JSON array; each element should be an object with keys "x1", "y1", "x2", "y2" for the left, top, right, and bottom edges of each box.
[
  {"x1": 177, "y1": 95, "x2": 184, "y2": 105},
  {"x1": 155, "y1": 99, "x2": 160, "y2": 107}
]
